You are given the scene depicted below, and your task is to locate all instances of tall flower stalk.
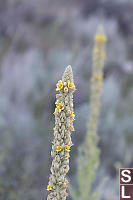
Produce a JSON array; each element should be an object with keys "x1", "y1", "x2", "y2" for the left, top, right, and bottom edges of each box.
[
  {"x1": 47, "y1": 65, "x2": 76, "y2": 200},
  {"x1": 74, "y1": 26, "x2": 107, "y2": 200}
]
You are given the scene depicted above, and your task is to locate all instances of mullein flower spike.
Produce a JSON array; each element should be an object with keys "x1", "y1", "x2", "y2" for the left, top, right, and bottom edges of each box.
[
  {"x1": 77, "y1": 26, "x2": 107, "y2": 200},
  {"x1": 47, "y1": 65, "x2": 76, "y2": 200}
]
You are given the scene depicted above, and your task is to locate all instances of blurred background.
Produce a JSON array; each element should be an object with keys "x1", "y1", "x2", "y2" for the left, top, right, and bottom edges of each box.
[{"x1": 0, "y1": 0, "x2": 133, "y2": 199}]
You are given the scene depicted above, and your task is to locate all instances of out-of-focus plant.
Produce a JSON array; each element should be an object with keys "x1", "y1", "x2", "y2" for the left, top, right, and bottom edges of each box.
[
  {"x1": 71, "y1": 27, "x2": 107, "y2": 200},
  {"x1": 47, "y1": 65, "x2": 76, "y2": 200}
]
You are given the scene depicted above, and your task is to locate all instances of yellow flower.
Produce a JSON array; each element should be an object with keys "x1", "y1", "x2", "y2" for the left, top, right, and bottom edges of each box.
[
  {"x1": 63, "y1": 183, "x2": 68, "y2": 188},
  {"x1": 47, "y1": 185, "x2": 52, "y2": 191},
  {"x1": 56, "y1": 80, "x2": 63, "y2": 91},
  {"x1": 65, "y1": 145, "x2": 71, "y2": 152},
  {"x1": 95, "y1": 74, "x2": 102, "y2": 82},
  {"x1": 68, "y1": 82, "x2": 76, "y2": 90},
  {"x1": 56, "y1": 146, "x2": 62, "y2": 152},
  {"x1": 70, "y1": 112, "x2": 75, "y2": 120},
  {"x1": 95, "y1": 26, "x2": 107, "y2": 43},
  {"x1": 57, "y1": 103, "x2": 64, "y2": 112},
  {"x1": 65, "y1": 155, "x2": 70, "y2": 159},
  {"x1": 95, "y1": 34, "x2": 107, "y2": 43}
]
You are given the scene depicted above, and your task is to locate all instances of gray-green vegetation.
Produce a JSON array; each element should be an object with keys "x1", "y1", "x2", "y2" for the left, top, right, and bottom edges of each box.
[{"x1": 0, "y1": 1, "x2": 133, "y2": 200}]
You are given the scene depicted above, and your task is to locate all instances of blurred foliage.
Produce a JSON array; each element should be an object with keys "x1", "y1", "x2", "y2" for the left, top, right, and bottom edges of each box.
[{"x1": 0, "y1": 0, "x2": 133, "y2": 200}]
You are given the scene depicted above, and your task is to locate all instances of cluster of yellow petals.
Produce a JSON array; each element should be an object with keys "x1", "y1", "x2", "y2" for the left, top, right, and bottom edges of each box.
[
  {"x1": 54, "y1": 101, "x2": 64, "y2": 114},
  {"x1": 56, "y1": 146, "x2": 62, "y2": 152},
  {"x1": 95, "y1": 26, "x2": 107, "y2": 43},
  {"x1": 65, "y1": 145, "x2": 71, "y2": 152},
  {"x1": 56, "y1": 80, "x2": 76, "y2": 91},
  {"x1": 47, "y1": 185, "x2": 52, "y2": 191},
  {"x1": 95, "y1": 74, "x2": 102, "y2": 82},
  {"x1": 56, "y1": 103, "x2": 64, "y2": 113},
  {"x1": 70, "y1": 112, "x2": 75, "y2": 120},
  {"x1": 63, "y1": 183, "x2": 68, "y2": 188},
  {"x1": 56, "y1": 145, "x2": 71, "y2": 152},
  {"x1": 68, "y1": 81, "x2": 76, "y2": 90},
  {"x1": 95, "y1": 34, "x2": 107, "y2": 43},
  {"x1": 56, "y1": 80, "x2": 63, "y2": 91}
]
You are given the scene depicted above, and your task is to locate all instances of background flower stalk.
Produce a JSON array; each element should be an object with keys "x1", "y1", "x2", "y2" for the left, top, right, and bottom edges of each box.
[
  {"x1": 72, "y1": 26, "x2": 107, "y2": 200},
  {"x1": 47, "y1": 65, "x2": 76, "y2": 200}
]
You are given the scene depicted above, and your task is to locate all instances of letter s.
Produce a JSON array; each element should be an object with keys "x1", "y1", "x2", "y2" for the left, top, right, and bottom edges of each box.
[{"x1": 121, "y1": 170, "x2": 131, "y2": 183}]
